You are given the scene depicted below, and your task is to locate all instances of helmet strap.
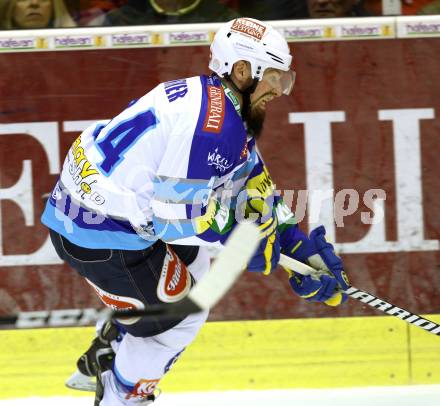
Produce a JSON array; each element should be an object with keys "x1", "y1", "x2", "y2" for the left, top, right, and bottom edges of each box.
[
  {"x1": 223, "y1": 73, "x2": 242, "y2": 95},
  {"x1": 245, "y1": 77, "x2": 259, "y2": 95},
  {"x1": 223, "y1": 74, "x2": 259, "y2": 98},
  {"x1": 242, "y1": 92, "x2": 262, "y2": 139}
]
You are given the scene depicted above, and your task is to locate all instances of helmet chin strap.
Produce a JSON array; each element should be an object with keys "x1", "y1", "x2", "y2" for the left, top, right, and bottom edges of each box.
[
  {"x1": 223, "y1": 73, "x2": 259, "y2": 118},
  {"x1": 223, "y1": 73, "x2": 259, "y2": 97}
]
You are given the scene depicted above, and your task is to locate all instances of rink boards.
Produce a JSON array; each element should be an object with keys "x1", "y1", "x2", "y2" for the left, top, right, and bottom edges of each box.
[{"x1": 1, "y1": 315, "x2": 439, "y2": 399}]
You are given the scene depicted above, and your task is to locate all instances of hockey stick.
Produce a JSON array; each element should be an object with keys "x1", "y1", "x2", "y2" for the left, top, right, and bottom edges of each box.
[
  {"x1": 279, "y1": 253, "x2": 440, "y2": 336},
  {"x1": 0, "y1": 222, "x2": 260, "y2": 330}
]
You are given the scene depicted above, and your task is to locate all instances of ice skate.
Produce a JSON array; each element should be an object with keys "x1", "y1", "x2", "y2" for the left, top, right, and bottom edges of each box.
[{"x1": 66, "y1": 320, "x2": 119, "y2": 392}]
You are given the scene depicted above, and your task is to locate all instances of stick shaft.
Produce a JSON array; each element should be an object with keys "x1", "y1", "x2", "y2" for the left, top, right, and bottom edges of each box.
[{"x1": 279, "y1": 253, "x2": 440, "y2": 336}]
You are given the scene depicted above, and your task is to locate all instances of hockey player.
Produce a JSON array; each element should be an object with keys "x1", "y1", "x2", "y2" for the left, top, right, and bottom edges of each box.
[{"x1": 41, "y1": 17, "x2": 349, "y2": 405}]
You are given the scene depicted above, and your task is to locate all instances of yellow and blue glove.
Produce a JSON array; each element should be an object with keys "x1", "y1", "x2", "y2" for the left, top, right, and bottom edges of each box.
[
  {"x1": 241, "y1": 165, "x2": 280, "y2": 275},
  {"x1": 282, "y1": 225, "x2": 349, "y2": 306},
  {"x1": 247, "y1": 214, "x2": 280, "y2": 275},
  {"x1": 287, "y1": 268, "x2": 340, "y2": 304}
]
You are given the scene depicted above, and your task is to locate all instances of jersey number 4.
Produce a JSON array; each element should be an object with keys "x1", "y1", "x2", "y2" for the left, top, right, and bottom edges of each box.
[{"x1": 96, "y1": 109, "x2": 158, "y2": 176}]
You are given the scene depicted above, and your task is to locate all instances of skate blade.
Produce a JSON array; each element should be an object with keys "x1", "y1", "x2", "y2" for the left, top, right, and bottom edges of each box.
[{"x1": 65, "y1": 370, "x2": 96, "y2": 392}]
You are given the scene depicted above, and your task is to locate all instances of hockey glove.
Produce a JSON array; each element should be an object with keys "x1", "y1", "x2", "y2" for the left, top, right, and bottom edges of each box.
[
  {"x1": 240, "y1": 165, "x2": 280, "y2": 275},
  {"x1": 287, "y1": 268, "x2": 339, "y2": 303},
  {"x1": 283, "y1": 225, "x2": 350, "y2": 306},
  {"x1": 247, "y1": 214, "x2": 280, "y2": 275}
]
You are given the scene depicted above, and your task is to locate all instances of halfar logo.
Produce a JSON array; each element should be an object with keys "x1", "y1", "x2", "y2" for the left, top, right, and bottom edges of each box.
[
  {"x1": 169, "y1": 31, "x2": 209, "y2": 43},
  {"x1": 0, "y1": 38, "x2": 35, "y2": 49},
  {"x1": 405, "y1": 22, "x2": 440, "y2": 35},
  {"x1": 112, "y1": 33, "x2": 151, "y2": 46},
  {"x1": 340, "y1": 25, "x2": 381, "y2": 37},
  {"x1": 54, "y1": 36, "x2": 93, "y2": 47},
  {"x1": 207, "y1": 148, "x2": 233, "y2": 172},
  {"x1": 283, "y1": 27, "x2": 325, "y2": 39}
]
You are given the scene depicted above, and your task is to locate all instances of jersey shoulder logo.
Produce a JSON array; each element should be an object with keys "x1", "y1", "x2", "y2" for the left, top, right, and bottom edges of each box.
[
  {"x1": 157, "y1": 247, "x2": 192, "y2": 303},
  {"x1": 202, "y1": 85, "x2": 225, "y2": 134},
  {"x1": 207, "y1": 147, "x2": 233, "y2": 172}
]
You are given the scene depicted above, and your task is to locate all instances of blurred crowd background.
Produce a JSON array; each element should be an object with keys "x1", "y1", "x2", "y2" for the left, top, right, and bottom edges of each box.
[{"x1": 1, "y1": 0, "x2": 439, "y2": 30}]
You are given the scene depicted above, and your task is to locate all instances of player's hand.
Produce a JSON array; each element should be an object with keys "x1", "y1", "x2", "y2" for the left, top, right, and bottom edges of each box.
[
  {"x1": 247, "y1": 215, "x2": 280, "y2": 275},
  {"x1": 306, "y1": 226, "x2": 349, "y2": 305},
  {"x1": 283, "y1": 225, "x2": 350, "y2": 306},
  {"x1": 287, "y1": 268, "x2": 339, "y2": 304}
]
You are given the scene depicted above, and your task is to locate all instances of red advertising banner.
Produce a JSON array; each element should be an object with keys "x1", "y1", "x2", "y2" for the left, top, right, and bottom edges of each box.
[{"x1": 0, "y1": 38, "x2": 439, "y2": 321}]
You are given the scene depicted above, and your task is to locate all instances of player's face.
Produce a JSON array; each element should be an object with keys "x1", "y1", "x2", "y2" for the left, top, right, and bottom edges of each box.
[
  {"x1": 13, "y1": 0, "x2": 52, "y2": 29},
  {"x1": 251, "y1": 69, "x2": 282, "y2": 111},
  {"x1": 307, "y1": 0, "x2": 355, "y2": 18},
  {"x1": 243, "y1": 69, "x2": 278, "y2": 139},
  {"x1": 236, "y1": 64, "x2": 294, "y2": 139}
]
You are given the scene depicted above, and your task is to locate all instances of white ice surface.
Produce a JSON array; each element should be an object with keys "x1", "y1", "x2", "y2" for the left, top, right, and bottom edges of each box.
[{"x1": 1, "y1": 385, "x2": 440, "y2": 406}]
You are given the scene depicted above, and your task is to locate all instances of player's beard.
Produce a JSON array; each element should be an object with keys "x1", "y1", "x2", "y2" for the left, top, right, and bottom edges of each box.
[{"x1": 243, "y1": 95, "x2": 266, "y2": 140}]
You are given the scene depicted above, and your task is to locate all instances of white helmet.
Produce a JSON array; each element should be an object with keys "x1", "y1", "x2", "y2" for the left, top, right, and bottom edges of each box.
[{"x1": 209, "y1": 18, "x2": 295, "y2": 94}]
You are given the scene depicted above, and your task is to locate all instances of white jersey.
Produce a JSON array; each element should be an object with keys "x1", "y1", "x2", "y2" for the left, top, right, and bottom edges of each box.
[{"x1": 41, "y1": 74, "x2": 260, "y2": 250}]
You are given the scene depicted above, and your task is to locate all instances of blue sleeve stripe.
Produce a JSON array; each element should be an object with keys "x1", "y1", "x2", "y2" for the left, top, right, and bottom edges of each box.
[
  {"x1": 47, "y1": 190, "x2": 136, "y2": 233},
  {"x1": 154, "y1": 223, "x2": 196, "y2": 242},
  {"x1": 247, "y1": 159, "x2": 265, "y2": 180},
  {"x1": 112, "y1": 365, "x2": 135, "y2": 393},
  {"x1": 230, "y1": 148, "x2": 258, "y2": 182},
  {"x1": 153, "y1": 176, "x2": 212, "y2": 204},
  {"x1": 153, "y1": 215, "x2": 193, "y2": 225},
  {"x1": 230, "y1": 163, "x2": 253, "y2": 184},
  {"x1": 41, "y1": 202, "x2": 153, "y2": 250},
  {"x1": 152, "y1": 216, "x2": 197, "y2": 242}
]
